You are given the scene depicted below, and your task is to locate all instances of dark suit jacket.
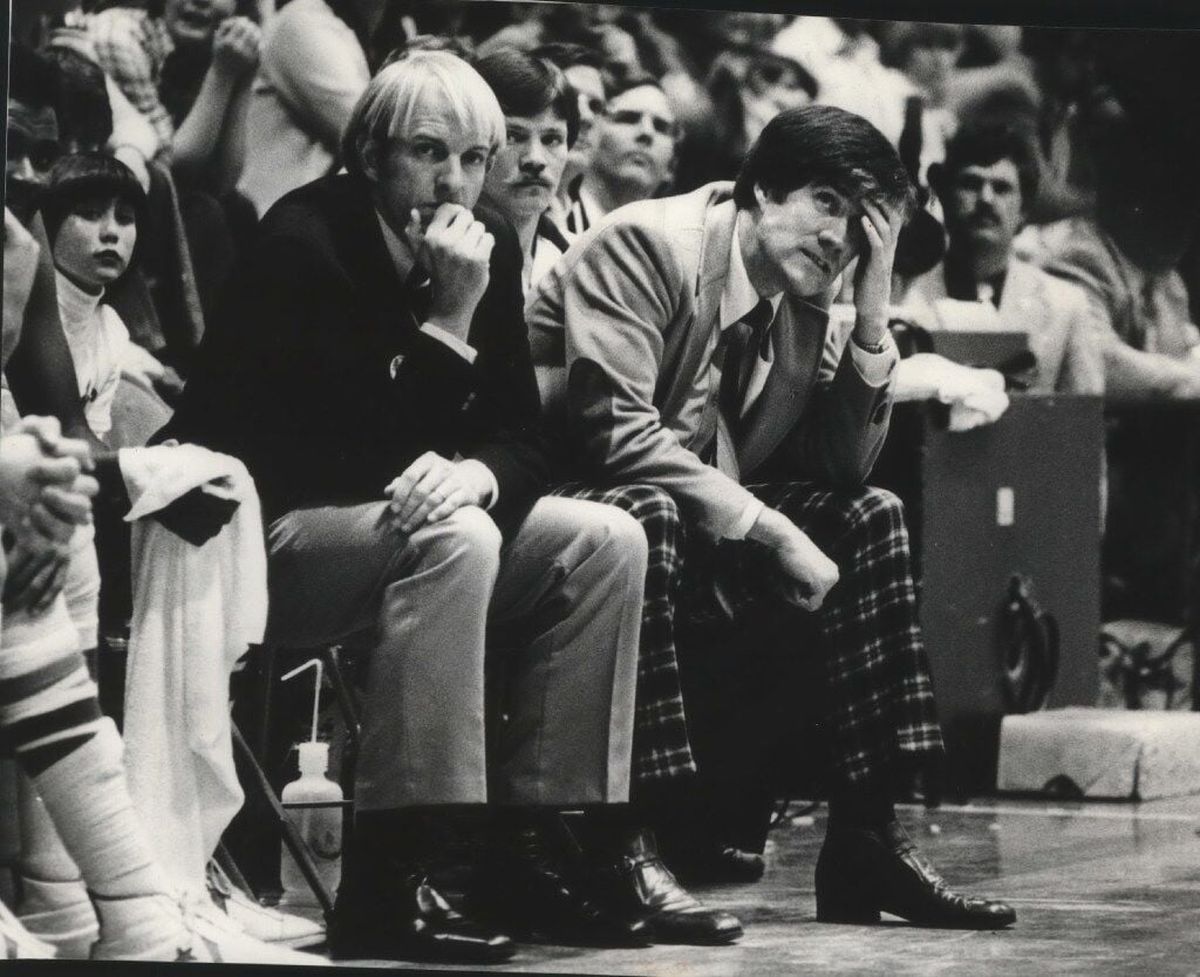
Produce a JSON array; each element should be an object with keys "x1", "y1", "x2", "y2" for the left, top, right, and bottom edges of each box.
[{"x1": 164, "y1": 173, "x2": 547, "y2": 537}]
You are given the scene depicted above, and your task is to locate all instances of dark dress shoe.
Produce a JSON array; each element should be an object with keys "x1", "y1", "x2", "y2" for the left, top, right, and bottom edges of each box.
[
  {"x1": 671, "y1": 844, "x2": 766, "y2": 885},
  {"x1": 330, "y1": 870, "x2": 516, "y2": 963},
  {"x1": 594, "y1": 828, "x2": 744, "y2": 945},
  {"x1": 815, "y1": 820, "x2": 1016, "y2": 929},
  {"x1": 469, "y1": 820, "x2": 651, "y2": 948}
]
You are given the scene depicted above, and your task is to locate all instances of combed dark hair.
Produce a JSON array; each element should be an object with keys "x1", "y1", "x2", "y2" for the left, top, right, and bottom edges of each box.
[
  {"x1": 605, "y1": 71, "x2": 665, "y2": 102},
  {"x1": 939, "y1": 123, "x2": 1040, "y2": 209},
  {"x1": 40, "y1": 152, "x2": 148, "y2": 248},
  {"x1": 533, "y1": 41, "x2": 605, "y2": 73},
  {"x1": 733, "y1": 105, "x2": 916, "y2": 222},
  {"x1": 473, "y1": 49, "x2": 581, "y2": 148}
]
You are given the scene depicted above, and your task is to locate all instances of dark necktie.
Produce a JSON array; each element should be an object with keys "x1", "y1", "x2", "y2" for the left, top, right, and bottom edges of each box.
[{"x1": 719, "y1": 298, "x2": 775, "y2": 425}]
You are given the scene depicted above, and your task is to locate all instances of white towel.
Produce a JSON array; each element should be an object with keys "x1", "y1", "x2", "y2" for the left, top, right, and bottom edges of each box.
[
  {"x1": 894, "y1": 352, "x2": 1010, "y2": 431},
  {"x1": 119, "y1": 444, "x2": 268, "y2": 894}
]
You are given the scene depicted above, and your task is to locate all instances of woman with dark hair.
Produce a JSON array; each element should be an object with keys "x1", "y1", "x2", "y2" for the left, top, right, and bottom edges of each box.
[{"x1": 40, "y1": 154, "x2": 147, "y2": 445}]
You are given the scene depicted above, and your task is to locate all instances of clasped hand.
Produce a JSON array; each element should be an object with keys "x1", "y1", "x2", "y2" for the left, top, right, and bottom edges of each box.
[
  {"x1": 385, "y1": 451, "x2": 492, "y2": 533},
  {"x1": 1, "y1": 417, "x2": 97, "y2": 614}
]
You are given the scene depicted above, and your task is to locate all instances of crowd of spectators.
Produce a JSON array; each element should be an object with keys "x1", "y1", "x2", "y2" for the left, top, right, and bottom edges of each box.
[{"x1": 5, "y1": 0, "x2": 1200, "y2": 964}]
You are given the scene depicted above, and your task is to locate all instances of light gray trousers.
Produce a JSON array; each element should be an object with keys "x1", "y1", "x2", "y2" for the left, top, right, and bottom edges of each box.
[{"x1": 265, "y1": 497, "x2": 646, "y2": 811}]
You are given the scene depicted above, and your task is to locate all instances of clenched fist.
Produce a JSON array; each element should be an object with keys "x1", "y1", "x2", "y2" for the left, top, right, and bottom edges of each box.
[
  {"x1": 212, "y1": 16, "x2": 261, "y2": 78},
  {"x1": 749, "y1": 506, "x2": 840, "y2": 612}
]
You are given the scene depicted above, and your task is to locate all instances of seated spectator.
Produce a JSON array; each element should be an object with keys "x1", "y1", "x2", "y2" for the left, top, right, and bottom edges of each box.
[
  {"x1": 87, "y1": 1, "x2": 264, "y2": 335},
  {"x1": 564, "y1": 74, "x2": 678, "y2": 236},
  {"x1": 1034, "y1": 133, "x2": 1200, "y2": 399},
  {"x1": 476, "y1": 45, "x2": 742, "y2": 945},
  {"x1": 88, "y1": 0, "x2": 260, "y2": 179},
  {"x1": 906, "y1": 124, "x2": 1103, "y2": 395},
  {"x1": 532, "y1": 42, "x2": 608, "y2": 233},
  {"x1": 674, "y1": 33, "x2": 817, "y2": 192},
  {"x1": 4, "y1": 44, "x2": 103, "y2": 454},
  {"x1": 476, "y1": 49, "x2": 576, "y2": 292},
  {"x1": 236, "y1": 0, "x2": 376, "y2": 217},
  {"x1": 163, "y1": 50, "x2": 651, "y2": 963},
  {"x1": 39, "y1": 154, "x2": 158, "y2": 443}
]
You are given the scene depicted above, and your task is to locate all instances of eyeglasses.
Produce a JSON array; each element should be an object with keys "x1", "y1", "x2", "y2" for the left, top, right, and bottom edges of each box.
[
  {"x1": 608, "y1": 110, "x2": 676, "y2": 138},
  {"x1": 6, "y1": 130, "x2": 64, "y2": 173}
]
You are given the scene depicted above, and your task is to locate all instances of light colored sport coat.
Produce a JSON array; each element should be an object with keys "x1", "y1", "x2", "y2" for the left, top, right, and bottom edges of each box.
[
  {"x1": 527, "y1": 182, "x2": 896, "y2": 540},
  {"x1": 907, "y1": 255, "x2": 1104, "y2": 395}
]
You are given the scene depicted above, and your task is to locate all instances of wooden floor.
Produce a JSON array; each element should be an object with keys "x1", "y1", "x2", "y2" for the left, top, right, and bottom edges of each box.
[{"x1": 322, "y1": 794, "x2": 1200, "y2": 976}]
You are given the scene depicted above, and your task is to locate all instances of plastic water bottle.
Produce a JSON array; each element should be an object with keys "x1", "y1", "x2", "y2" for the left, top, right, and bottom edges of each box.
[{"x1": 279, "y1": 741, "x2": 342, "y2": 908}]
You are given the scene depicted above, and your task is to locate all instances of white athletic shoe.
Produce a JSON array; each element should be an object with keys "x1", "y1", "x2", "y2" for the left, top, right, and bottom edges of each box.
[
  {"x1": 0, "y1": 898, "x2": 56, "y2": 959},
  {"x1": 207, "y1": 861, "x2": 325, "y2": 948},
  {"x1": 16, "y1": 876, "x2": 98, "y2": 959},
  {"x1": 90, "y1": 890, "x2": 331, "y2": 965}
]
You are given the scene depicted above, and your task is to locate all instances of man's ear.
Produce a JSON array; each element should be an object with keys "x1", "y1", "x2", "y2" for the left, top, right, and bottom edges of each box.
[
  {"x1": 753, "y1": 183, "x2": 769, "y2": 209},
  {"x1": 360, "y1": 139, "x2": 381, "y2": 183}
]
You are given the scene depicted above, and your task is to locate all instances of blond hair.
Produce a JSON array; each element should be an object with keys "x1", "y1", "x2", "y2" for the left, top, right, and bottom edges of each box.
[{"x1": 342, "y1": 51, "x2": 506, "y2": 179}]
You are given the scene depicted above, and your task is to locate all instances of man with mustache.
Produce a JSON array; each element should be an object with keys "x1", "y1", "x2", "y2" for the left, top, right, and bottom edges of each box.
[
  {"x1": 527, "y1": 104, "x2": 1017, "y2": 930},
  {"x1": 906, "y1": 124, "x2": 1103, "y2": 395}
]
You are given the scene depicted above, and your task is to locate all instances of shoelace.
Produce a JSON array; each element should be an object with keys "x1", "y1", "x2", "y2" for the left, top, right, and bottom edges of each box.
[{"x1": 173, "y1": 891, "x2": 201, "y2": 961}]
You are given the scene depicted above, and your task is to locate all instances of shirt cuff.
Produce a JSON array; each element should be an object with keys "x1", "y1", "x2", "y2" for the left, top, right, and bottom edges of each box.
[
  {"x1": 725, "y1": 498, "x2": 766, "y2": 540},
  {"x1": 850, "y1": 332, "x2": 897, "y2": 386},
  {"x1": 456, "y1": 458, "x2": 499, "y2": 511},
  {"x1": 420, "y1": 323, "x2": 478, "y2": 364}
]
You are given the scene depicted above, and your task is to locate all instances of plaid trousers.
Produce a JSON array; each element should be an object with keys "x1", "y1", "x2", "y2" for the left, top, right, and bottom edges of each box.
[
  {"x1": 551, "y1": 482, "x2": 697, "y2": 784},
  {"x1": 680, "y1": 481, "x2": 945, "y2": 790}
]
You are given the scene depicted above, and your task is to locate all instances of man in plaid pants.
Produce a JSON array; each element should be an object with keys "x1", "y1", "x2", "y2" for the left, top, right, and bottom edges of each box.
[{"x1": 528, "y1": 104, "x2": 1016, "y2": 930}]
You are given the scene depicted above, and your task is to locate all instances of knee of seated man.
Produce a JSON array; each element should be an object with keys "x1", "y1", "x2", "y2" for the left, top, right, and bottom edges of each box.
[
  {"x1": 846, "y1": 485, "x2": 906, "y2": 533},
  {"x1": 426, "y1": 504, "x2": 503, "y2": 567},
  {"x1": 576, "y1": 504, "x2": 649, "y2": 574}
]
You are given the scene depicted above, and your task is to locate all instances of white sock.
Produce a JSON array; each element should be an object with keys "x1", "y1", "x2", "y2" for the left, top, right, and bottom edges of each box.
[{"x1": 29, "y1": 720, "x2": 169, "y2": 901}]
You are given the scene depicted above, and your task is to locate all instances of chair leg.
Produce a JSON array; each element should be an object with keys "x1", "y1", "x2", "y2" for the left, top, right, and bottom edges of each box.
[
  {"x1": 230, "y1": 722, "x2": 335, "y2": 921},
  {"x1": 214, "y1": 842, "x2": 254, "y2": 898}
]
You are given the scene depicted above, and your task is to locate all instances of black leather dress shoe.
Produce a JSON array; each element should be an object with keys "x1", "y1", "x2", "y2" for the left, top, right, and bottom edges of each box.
[
  {"x1": 330, "y1": 869, "x2": 515, "y2": 963},
  {"x1": 594, "y1": 828, "x2": 744, "y2": 945},
  {"x1": 815, "y1": 820, "x2": 1016, "y2": 929},
  {"x1": 469, "y1": 820, "x2": 651, "y2": 948},
  {"x1": 671, "y1": 843, "x2": 766, "y2": 885}
]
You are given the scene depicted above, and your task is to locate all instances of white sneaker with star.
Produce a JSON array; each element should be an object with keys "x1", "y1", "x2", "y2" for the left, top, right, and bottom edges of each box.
[
  {"x1": 207, "y1": 860, "x2": 325, "y2": 948},
  {"x1": 90, "y1": 890, "x2": 331, "y2": 965}
]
